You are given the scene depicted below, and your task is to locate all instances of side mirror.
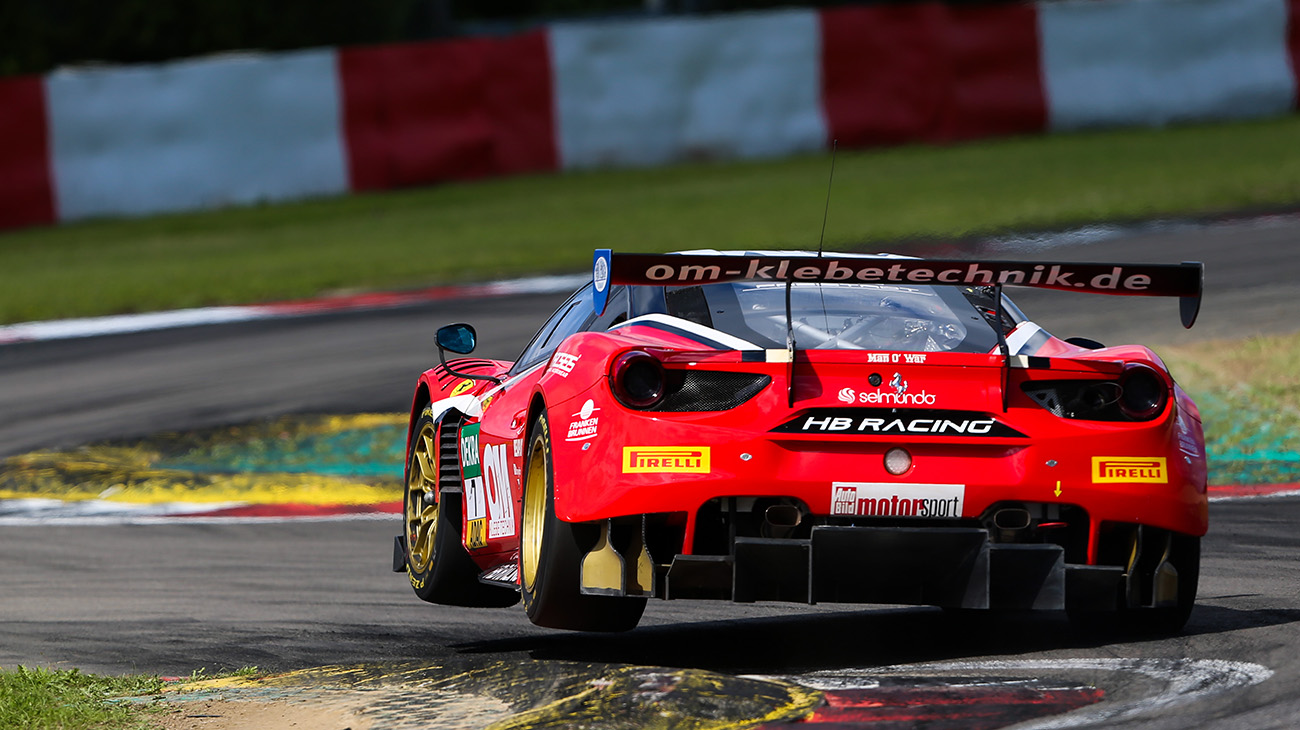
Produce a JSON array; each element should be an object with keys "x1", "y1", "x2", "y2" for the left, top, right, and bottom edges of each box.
[{"x1": 436, "y1": 323, "x2": 477, "y2": 354}]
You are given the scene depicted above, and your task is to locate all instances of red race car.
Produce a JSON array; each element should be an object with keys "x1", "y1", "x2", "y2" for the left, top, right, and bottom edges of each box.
[{"x1": 395, "y1": 250, "x2": 1206, "y2": 634}]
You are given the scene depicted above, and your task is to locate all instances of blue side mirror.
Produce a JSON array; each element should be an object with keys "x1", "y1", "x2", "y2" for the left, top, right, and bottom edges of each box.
[{"x1": 436, "y1": 323, "x2": 477, "y2": 354}]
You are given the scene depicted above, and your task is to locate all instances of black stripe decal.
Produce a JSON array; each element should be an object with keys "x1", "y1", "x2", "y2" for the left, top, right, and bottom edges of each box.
[
  {"x1": 1018, "y1": 329, "x2": 1053, "y2": 357},
  {"x1": 627, "y1": 321, "x2": 736, "y2": 350}
]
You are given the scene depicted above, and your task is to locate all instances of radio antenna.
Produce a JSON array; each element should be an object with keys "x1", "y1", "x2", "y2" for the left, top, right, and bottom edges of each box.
[{"x1": 816, "y1": 140, "x2": 838, "y2": 258}]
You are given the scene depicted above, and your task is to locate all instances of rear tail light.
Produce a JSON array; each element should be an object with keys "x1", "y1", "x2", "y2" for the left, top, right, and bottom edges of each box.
[
  {"x1": 608, "y1": 351, "x2": 771, "y2": 411},
  {"x1": 1117, "y1": 364, "x2": 1168, "y2": 420},
  {"x1": 1022, "y1": 366, "x2": 1169, "y2": 422},
  {"x1": 610, "y1": 351, "x2": 666, "y2": 409}
]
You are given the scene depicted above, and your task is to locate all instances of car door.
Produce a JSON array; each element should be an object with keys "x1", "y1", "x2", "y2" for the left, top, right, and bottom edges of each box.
[{"x1": 465, "y1": 284, "x2": 611, "y2": 556}]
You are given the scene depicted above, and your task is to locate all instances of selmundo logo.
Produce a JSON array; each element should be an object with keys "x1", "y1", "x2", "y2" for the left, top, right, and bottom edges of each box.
[{"x1": 836, "y1": 387, "x2": 937, "y2": 406}]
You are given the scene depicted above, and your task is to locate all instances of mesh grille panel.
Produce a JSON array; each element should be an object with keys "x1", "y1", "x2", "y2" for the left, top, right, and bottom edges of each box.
[
  {"x1": 652, "y1": 372, "x2": 771, "y2": 412},
  {"x1": 1026, "y1": 388, "x2": 1065, "y2": 416}
]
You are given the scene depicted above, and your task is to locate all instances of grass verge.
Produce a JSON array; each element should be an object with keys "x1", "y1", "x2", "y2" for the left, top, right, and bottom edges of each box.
[
  {"x1": 0, "y1": 666, "x2": 266, "y2": 730},
  {"x1": 2, "y1": 115, "x2": 1300, "y2": 324},
  {"x1": 1162, "y1": 332, "x2": 1300, "y2": 485},
  {"x1": 2, "y1": 331, "x2": 1297, "y2": 492},
  {"x1": 0, "y1": 667, "x2": 164, "y2": 730}
]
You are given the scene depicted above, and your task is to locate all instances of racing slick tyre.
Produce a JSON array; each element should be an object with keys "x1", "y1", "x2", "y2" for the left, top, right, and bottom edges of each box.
[
  {"x1": 1069, "y1": 533, "x2": 1199, "y2": 635},
  {"x1": 520, "y1": 411, "x2": 647, "y2": 631},
  {"x1": 404, "y1": 410, "x2": 519, "y2": 608}
]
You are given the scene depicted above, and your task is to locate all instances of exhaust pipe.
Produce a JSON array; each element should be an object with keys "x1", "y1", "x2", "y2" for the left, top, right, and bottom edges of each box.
[
  {"x1": 992, "y1": 507, "x2": 1031, "y2": 543},
  {"x1": 763, "y1": 504, "x2": 802, "y2": 539},
  {"x1": 992, "y1": 508, "x2": 1031, "y2": 530}
]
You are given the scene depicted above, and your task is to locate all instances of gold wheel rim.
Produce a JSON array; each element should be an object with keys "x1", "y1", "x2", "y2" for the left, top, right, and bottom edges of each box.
[
  {"x1": 405, "y1": 421, "x2": 439, "y2": 574},
  {"x1": 522, "y1": 433, "x2": 547, "y2": 592}
]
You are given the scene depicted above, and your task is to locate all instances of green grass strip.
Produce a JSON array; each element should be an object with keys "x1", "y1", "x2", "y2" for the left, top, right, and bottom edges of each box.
[
  {"x1": 3, "y1": 115, "x2": 1300, "y2": 324},
  {"x1": 0, "y1": 667, "x2": 164, "y2": 730},
  {"x1": 4, "y1": 331, "x2": 1298, "y2": 495},
  {"x1": 1162, "y1": 332, "x2": 1300, "y2": 485}
]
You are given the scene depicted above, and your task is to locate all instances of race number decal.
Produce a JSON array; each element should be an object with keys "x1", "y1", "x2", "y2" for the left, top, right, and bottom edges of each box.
[{"x1": 483, "y1": 442, "x2": 517, "y2": 539}]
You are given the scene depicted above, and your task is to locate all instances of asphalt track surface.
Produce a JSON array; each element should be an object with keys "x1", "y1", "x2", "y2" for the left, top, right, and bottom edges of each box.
[{"x1": 2, "y1": 217, "x2": 1300, "y2": 728}]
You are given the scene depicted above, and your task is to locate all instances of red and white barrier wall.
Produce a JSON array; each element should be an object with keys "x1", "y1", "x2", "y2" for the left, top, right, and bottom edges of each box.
[
  {"x1": 2, "y1": 0, "x2": 1299, "y2": 231},
  {"x1": 47, "y1": 50, "x2": 348, "y2": 221},
  {"x1": 551, "y1": 10, "x2": 827, "y2": 167}
]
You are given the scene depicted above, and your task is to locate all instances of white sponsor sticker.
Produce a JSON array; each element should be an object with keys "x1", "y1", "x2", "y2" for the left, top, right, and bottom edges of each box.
[
  {"x1": 465, "y1": 477, "x2": 487, "y2": 521},
  {"x1": 566, "y1": 399, "x2": 600, "y2": 441},
  {"x1": 831, "y1": 482, "x2": 965, "y2": 519},
  {"x1": 831, "y1": 388, "x2": 938, "y2": 406},
  {"x1": 867, "y1": 353, "x2": 927, "y2": 364},
  {"x1": 548, "y1": 352, "x2": 579, "y2": 377}
]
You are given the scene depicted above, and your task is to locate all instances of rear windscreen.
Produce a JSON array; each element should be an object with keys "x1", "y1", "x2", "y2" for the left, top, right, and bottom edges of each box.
[{"x1": 663, "y1": 282, "x2": 1006, "y2": 353}]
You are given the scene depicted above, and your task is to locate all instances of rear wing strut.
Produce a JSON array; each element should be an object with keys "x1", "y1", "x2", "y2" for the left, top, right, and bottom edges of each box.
[{"x1": 592, "y1": 250, "x2": 1204, "y2": 328}]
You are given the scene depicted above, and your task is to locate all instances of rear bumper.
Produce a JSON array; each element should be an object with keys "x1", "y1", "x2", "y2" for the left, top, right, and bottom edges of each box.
[
  {"x1": 553, "y1": 423, "x2": 1208, "y2": 539},
  {"x1": 662, "y1": 525, "x2": 1124, "y2": 611}
]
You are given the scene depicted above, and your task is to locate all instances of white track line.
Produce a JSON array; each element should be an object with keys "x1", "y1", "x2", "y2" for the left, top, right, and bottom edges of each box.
[
  {"x1": 757, "y1": 658, "x2": 1272, "y2": 729},
  {"x1": 0, "y1": 274, "x2": 587, "y2": 345},
  {"x1": 0, "y1": 498, "x2": 399, "y2": 525}
]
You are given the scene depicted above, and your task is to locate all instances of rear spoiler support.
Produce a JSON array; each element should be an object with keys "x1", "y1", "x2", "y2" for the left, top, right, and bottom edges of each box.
[
  {"x1": 994, "y1": 283, "x2": 1010, "y2": 413},
  {"x1": 785, "y1": 282, "x2": 796, "y2": 407}
]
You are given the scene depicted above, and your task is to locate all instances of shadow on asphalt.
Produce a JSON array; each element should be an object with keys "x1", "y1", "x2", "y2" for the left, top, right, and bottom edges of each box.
[{"x1": 451, "y1": 604, "x2": 1300, "y2": 675}]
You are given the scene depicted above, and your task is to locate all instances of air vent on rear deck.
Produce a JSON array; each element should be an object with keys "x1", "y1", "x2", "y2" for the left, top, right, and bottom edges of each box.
[{"x1": 651, "y1": 372, "x2": 771, "y2": 412}]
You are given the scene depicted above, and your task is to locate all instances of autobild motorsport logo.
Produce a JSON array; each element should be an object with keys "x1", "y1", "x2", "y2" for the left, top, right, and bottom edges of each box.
[{"x1": 831, "y1": 482, "x2": 966, "y2": 518}]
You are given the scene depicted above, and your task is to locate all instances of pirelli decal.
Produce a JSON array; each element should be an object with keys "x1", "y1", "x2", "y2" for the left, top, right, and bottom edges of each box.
[
  {"x1": 623, "y1": 446, "x2": 710, "y2": 474},
  {"x1": 1092, "y1": 456, "x2": 1167, "y2": 483}
]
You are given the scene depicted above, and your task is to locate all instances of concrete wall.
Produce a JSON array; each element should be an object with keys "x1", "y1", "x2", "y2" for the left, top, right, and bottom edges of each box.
[{"x1": 2, "y1": 0, "x2": 1297, "y2": 230}]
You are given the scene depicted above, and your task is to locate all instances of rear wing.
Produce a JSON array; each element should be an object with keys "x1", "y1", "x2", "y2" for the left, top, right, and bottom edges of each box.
[{"x1": 592, "y1": 250, "x2": 1204, "y2": 328}]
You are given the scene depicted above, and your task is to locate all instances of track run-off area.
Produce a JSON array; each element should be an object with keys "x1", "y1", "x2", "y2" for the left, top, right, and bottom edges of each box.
[{"x1": 2, "y1": 217, "x2": 1300, "y2": 729}]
